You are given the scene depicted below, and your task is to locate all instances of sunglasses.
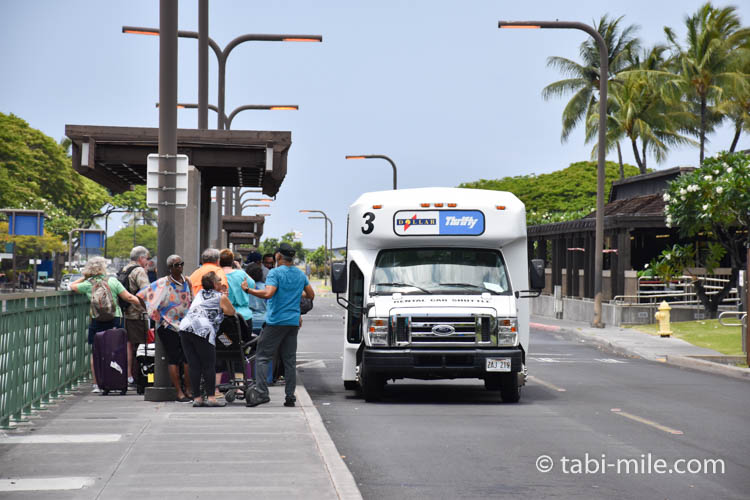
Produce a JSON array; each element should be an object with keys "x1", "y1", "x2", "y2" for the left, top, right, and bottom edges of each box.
[{"x1": 171, "y1": 262, "x2": 184, "y2": 267}]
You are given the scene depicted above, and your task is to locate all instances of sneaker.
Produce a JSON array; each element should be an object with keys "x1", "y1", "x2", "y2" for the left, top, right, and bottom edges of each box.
[
  {"x1": 246, "y1": 388, "x2": 270, "y2": 407},
  {"x1": 92, "y1": 385, "x2": 101, "y2": 393},
  {"x1": 127, "y1": 376, "x2": 135, "y2": 385},
  {"x1": 284, "y1": 398, "x2": 295, "y2": 408}
]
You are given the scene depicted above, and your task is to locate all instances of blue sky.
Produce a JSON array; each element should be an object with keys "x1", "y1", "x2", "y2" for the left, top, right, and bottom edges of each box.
[{"x1": 1, "y1": 1, "x2": 747, "y2": 249}]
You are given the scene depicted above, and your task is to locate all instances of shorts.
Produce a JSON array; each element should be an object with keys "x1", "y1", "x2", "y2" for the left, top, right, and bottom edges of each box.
[
  {"x1": 157, "y1": 325, "x2": 184, "y2": 365},
  {"x1": 87, "y1": 317, "x2": 124, "y2": 345},
  {"x1": 125, "y1": 317, "x2": 148, "y2": 345}
]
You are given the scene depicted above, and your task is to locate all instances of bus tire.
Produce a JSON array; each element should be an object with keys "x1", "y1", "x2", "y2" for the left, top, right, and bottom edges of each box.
[
  {"x1": 500, "y1": 373, "x2": 521, "y2": 403},
  {"x1": 344, "y1": 381, "x2": 358, "y2": 391},
  {"x1": 361, "y1": 368, "x2": 384, "y2": 402},
  {"x1": 484, "y1": 374, "x2": 502, "y2": 391}
]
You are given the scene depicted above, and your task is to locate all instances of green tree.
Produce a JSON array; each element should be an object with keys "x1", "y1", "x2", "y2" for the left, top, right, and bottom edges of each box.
[
  {"x1": 662, "y1": 3, "x2": 750, "y2": 164},
  {"x1": 106, "y1": 224, "x2": 158, "y2": 259},
  {"x1": 459, "y1": 160, "x2": 641, "y2": 224},
  {"x1": 258, "y1": 238, "x2": 279, "y2": 256},
  {"x1": 543, "y1": 15, "x2": 641, "y2": 175},
  {"x1": 0, "y1": 113, "x2": 109, "y2": 236},
  {"x1": 280, "y1": 232, "x2": 307, "y2": 260},
  {"x1": 662, "y1": 151, "x2": 749, "y2": 316},
  {"x1": 307, "y1": 245, "x2": 327, "y2": 275},
  {"x1": 0, "y1": 223, "x2": 65, "y2": 257}
]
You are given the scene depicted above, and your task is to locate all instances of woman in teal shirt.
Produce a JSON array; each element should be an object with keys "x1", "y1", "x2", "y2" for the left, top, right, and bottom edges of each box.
[{"x1": 220, "y1": 249, "x2": 256, "y2": 329}]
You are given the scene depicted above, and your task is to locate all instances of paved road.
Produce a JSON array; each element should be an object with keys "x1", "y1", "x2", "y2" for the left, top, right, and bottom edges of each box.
[{"x1": 299, "y1": 295, "x2": 750, "y2": 500}]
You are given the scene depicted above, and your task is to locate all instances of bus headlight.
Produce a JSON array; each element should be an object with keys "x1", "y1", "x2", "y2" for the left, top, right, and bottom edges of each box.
[
  {"x1": 497, "y1": 318, "x2": 518, "y2": 346},
  {"x1": 367, "y1": 318, "x2": 389, "y2": 346}
]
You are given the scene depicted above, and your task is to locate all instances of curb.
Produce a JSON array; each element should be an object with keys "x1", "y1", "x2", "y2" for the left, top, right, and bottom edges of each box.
[
  {"x1": 297, "y1": 383, "x2": 363, "y2": 500},
  {"x1": 664, "y1": 355, "x2": 750, "y2": 382},
  {"x1": 531, "y1": 321, "x2": 750, "y2": 382}
]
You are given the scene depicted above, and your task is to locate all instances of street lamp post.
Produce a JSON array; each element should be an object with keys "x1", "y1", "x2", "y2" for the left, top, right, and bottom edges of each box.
[
  {"x1": 498, "y1": 20, "x2": 608, "y2": 328},
  {"x1": 123, "y1": 26, "x2": 320, "y2": 129},
  {"x1": 345, "y1": 155, "x2": 398, "y2": 190},
  {"x1": 299, "y1": 210, "x2": 332, "y2": 285},
  {"x1": 308, "y1": 216, "x2": 333, "y2": 259},
  {"x1": 156, "y1": 102, "x2": 299, "y2": 130}
]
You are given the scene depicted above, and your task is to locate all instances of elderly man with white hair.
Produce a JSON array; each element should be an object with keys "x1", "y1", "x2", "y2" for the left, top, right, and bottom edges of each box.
[
  {"x1": 119, "y1": 246, "x2": 153, "y2": 386},
  {"x1": 71, "y1": 257, "x2": 142, "y2": 393}
]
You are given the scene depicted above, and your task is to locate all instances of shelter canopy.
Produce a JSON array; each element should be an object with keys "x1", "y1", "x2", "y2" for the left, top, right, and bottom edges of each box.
[{"x1": 65, "y1": 125, "x2": 291, "y2": 196}]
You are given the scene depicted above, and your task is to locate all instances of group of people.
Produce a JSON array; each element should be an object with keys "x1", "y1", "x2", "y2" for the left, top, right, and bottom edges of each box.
[{"x1": 72, "y1": 243, "x2": 313, "y2": 408}]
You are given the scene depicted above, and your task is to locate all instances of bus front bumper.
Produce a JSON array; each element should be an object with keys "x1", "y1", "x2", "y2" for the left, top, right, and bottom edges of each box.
[{"x1": 362, "y1": 347, "x2": 523, "y2": 379}]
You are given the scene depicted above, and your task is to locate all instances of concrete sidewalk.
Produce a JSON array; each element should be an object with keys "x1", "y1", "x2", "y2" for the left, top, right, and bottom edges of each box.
[
  {"x1": 531, "y1": 315, "x2": 750, "y2": 381},
  {"x1": 0, "y1": 383, "x2": 362, "y2": 499}
]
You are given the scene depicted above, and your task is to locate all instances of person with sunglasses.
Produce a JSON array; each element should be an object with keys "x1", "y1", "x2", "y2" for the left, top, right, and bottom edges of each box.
[{"x1": 137, "y1": 254, "x2": 194, "y2": 402}]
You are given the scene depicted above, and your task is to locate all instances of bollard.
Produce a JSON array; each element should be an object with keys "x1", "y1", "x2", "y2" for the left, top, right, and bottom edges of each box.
[{"x1": 654, "y1": 300, "x2": 672, "y2": 338}]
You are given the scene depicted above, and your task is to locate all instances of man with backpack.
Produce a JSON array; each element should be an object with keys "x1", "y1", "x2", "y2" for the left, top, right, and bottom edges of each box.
[
  {"x1": 71, "y1": 257, "x2": 142, "y2": 393},
  {"x1": 118, "y1": 246, "x2": 152, "y2": 386}
]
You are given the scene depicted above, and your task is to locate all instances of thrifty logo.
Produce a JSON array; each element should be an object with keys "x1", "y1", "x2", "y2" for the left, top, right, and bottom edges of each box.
[
  {"x1": 396, "y1": 214, "x2": 437, "y2": 231},
  {"x1": 444, "y1": 216, "x2": 479, "y2": 229}
]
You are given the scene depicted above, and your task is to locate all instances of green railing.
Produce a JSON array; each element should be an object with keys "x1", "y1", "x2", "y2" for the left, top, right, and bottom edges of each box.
[{"x1": 0, "y1": 291, "x2": 90, "y2": 429}]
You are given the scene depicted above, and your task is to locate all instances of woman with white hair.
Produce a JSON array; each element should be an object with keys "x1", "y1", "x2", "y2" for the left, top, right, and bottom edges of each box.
[{"x1": 71, "y1": 257, "x2": 142, "y2": 393}]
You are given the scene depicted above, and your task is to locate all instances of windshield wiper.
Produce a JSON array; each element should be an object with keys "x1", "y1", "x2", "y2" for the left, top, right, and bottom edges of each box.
[
  {"x1": 374, "y1": 282, "x2": 432, "y2": 294},
  {"x1": 438, "y1": 283, "x2": 492, "y2": 292}
]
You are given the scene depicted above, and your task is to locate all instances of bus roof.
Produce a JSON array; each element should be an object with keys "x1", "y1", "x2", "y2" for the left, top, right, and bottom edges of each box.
[{"x1": 348, "y1": 187, "x2": 527, "y2": 250}]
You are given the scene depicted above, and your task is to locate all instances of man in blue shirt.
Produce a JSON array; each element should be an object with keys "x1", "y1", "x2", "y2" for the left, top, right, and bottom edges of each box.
[{"x1": 243, "y1": 243, "x2": 314, "y2": 407}]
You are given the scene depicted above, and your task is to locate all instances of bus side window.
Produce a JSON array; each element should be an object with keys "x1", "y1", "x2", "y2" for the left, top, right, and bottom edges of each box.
[{"x1": 347, "y1": 261, "x2": 365, "y2": 343}]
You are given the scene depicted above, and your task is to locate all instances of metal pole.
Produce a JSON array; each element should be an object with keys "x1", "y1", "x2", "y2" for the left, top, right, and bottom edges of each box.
[
  {"x1": 104, "y1": 214, "x2": 109, "y2": 259},
  {"x1": 132, "y1": 211, "x2": 137, "y2": 247},
  {"x1": 498, "y1": 20, "x2": 608, "y2": 327},
  {"x1": 215, "y1": 187, "x2": 223, "y2": 247},
  {"x1": 323, "y1": 217, "x2": 328, "y2": 286},
  {"x1": 146, "y1": 0, "x2": 178, "y2": 402},
  {"x1": 198, "y1": 0, "x2": 208, "y2": 130}
]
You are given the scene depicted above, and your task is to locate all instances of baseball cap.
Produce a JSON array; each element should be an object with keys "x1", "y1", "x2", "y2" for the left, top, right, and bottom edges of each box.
[
  {"x1": 276, "y1": 242, "x2": 296, "y2": 258},
  {"x1": 247, "y1": 251, "x2": 262, "y2": 263}
]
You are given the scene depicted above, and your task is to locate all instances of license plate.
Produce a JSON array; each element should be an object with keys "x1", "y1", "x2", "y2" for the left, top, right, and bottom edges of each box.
[
  {"x1": 486, "y1": 358, "x2": 511, "y2": 372},
  {"x1": 147, "y1": 373, "x2": 154, "y2": 383}
]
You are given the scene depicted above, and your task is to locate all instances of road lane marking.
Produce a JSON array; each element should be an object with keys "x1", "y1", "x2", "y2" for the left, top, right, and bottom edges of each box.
[
  {"x1": 533, "y1": 357, "x2": 561, "y2": 363},
  {"x1": 596, "y1": 358, "x2": 627, "y2": 364},
  {"x1": 0, "y1": 434, "x2": 121, "y2": 444},
  {"x1": 528, "y1": 375, "x2": 566, "y2": 392},
  {"x1": 610, "y1": 408, "x2": 683, "y2": 435},
  {"x1": 0, "y1": 477, "x2": 95, "y2": 491},
  {"x1": 297, "y1": 360, "x2": 327, "y2": 369}
]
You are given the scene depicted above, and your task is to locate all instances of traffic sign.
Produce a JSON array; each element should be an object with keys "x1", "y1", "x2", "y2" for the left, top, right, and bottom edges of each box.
[{"x1": 146, "y1": 154, "x2": 188, "y2": 208}]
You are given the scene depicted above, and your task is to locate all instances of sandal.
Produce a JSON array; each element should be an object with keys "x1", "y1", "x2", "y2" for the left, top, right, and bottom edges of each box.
[
  {"x1": 176, "y1": 396, "x2": 192, "y2": 403},
  {"x1": 205, "y1": 399, "x2": 226, "y2": 407}
]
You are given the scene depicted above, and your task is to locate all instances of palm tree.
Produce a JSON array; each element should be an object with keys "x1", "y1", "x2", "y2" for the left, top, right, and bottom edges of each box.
[
  {"x1": 663, "y1": 3, "x2": 750, "y2": 164},
  {"x1": 586, "y1": 46, "x2": 696, "y2": 174},
  {"x1": 720, "y1": 54, "x2": 750, "y2": 152},
  {"x1": 542, "y1": 14, "x2": 641, "y2": 170}
]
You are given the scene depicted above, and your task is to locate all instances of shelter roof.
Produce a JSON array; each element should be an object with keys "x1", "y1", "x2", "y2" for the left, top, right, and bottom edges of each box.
[{"x1": 65, "y1": 125, "x2": 291, "y2": 196}]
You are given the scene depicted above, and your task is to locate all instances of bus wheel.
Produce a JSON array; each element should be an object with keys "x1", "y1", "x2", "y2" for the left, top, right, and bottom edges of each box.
[
  {"x1": 484, "y1": 374, "x2": 502, "y2": 391},
  {"x1": 344, "y1": 381, "x2": 358, "y2": 391},
  {"x1": 360, "y1": 367, "x2": 384, "y2": 402},
  {"x1": 500, "y1": 373, "x2": 521, "y2": 403}
]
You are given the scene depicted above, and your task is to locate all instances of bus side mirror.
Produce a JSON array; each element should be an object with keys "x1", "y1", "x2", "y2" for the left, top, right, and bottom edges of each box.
[
  {"x1": 529, "y1": 259, "x2": 545, "y2": 290},
  {"x1": 331, "y1": 261, "x2": 347, "y2": 294}
]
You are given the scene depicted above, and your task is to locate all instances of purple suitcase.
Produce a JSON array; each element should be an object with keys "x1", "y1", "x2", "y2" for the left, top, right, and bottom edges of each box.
[{"x1": 93, "y1": 328, "x2": 128, "y2": 395}]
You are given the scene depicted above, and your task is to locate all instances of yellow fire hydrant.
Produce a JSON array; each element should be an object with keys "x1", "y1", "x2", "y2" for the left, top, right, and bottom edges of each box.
[{"x1": 654, "y1": 301, "x2": 672, "y2": 338}]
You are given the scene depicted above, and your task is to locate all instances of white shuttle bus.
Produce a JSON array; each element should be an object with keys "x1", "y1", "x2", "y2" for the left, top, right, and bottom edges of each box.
[{"x1": 331, "y1": 187, "x2": 545, "y2": 403}]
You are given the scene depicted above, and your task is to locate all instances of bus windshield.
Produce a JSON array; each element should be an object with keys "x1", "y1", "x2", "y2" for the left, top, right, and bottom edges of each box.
[{"x1": 370, "y1": 248, "x2": 512, "y2": 295}]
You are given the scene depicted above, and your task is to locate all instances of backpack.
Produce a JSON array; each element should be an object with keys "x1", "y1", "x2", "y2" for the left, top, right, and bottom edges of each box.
[
  {"x1": 90, "y1": 277, "x2": 117, "y2": 322},
  {"x1": 117, "y1": 265, "x2": 138, "y2": 311}
]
